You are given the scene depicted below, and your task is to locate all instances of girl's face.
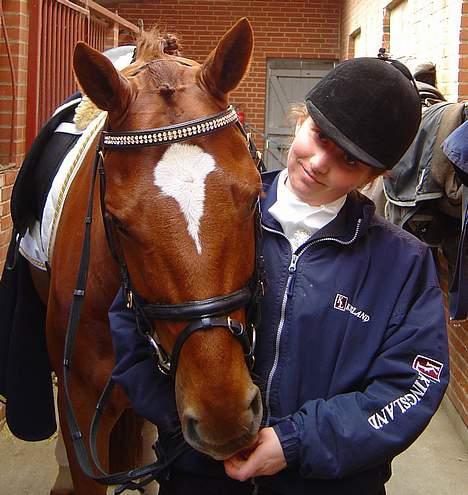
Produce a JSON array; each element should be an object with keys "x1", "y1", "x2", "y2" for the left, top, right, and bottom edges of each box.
[{"x1": 286, "y1": 117, "x2": 379, "y2": 206}]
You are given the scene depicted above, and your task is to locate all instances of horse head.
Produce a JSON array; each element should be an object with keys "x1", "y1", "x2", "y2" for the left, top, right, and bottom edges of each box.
[{"x1": 72, "y1": 18, "x2": 263, "y2": 460}]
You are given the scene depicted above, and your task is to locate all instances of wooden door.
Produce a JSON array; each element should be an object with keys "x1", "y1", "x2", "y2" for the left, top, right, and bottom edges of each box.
[{"x1": 264, "y1": 59, "x2": 335, "y2": 170}]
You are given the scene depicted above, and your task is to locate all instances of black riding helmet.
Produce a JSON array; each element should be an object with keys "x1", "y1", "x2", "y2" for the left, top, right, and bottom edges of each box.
[{"x1": 305, "y1": 57, "x2": 421, "y2": 170}]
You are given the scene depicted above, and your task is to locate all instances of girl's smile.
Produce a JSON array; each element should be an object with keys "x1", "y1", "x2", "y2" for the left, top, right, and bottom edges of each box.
[{"x1": 286, "y1": 117, "x2": 379, "y2": 206}]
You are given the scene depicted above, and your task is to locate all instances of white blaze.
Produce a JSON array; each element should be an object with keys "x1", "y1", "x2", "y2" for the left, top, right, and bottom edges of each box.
[{"x1": 154, "y1": 143, "x2": 216, "y2": 254}]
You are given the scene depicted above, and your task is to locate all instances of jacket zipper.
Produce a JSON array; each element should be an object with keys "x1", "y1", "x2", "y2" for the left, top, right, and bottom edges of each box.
[{"x1": 261, "y1": 219, "x2": 362, "y2": 424}]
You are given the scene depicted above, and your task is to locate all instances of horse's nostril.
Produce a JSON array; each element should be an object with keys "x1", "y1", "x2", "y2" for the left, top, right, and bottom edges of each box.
[
  {"x1": 249, "y1": 388, "x2": 262, "y2": 417},
  {"x1": 186, "y1": 415, "x2": 199, "y2": 440}
]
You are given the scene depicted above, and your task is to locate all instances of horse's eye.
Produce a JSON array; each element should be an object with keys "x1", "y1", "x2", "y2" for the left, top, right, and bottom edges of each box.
[{"x1": 110, "y1": 216, "x2": 129, "y2": 236}]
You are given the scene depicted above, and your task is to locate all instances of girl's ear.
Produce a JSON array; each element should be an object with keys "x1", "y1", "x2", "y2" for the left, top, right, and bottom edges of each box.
[
  {"x1": 289, "y1": 104, "x2": 309, "y2": 136},
  {"x1": 73, "y1": 42, "x2": 132, "y2": 115},
  {"x1": 294, "y1": 121, "x2": 303, "y2": 136}
]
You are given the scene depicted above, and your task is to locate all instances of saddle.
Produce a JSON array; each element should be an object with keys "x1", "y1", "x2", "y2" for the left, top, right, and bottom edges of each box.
[
  {"x1": 384, "y1": 100, "x2": 467, "y2": 244},
  {"x1": 416, "y1": 81, "x2": 446, "y2": 107},
  {"x1": 11, "y1": 93, "x2": 83, "y2": 241}
]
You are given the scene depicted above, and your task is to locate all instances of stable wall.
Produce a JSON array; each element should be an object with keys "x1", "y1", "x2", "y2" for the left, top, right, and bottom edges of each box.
[
  {"x1": 109, "y1": 0, "x2": 341, "y2": 146},
  {"x1": 341, "y1": 0, "x2": 467, "y2": 102},
  {"x1": 0, "y1": 0, "x2": 29, "y2": 267}
]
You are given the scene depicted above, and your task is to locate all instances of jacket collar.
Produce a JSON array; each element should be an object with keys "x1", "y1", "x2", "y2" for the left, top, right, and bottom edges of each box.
[{"x1": 261, "y1": 170, "x2": 376, "y2": 244}]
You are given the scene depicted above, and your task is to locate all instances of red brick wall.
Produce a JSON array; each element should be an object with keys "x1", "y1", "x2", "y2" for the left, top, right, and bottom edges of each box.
[
  {"x1": 451, "y1": 0, "x2": 468, "y2": 427},
  {"x1": 459, "y1": 0, "x2": 468, "y2": 101},
  {"x1": 439, "y1": 257, "x2": 468, "y2": 427},
  {"x1": 0, "y1": 0, "x2": 29, "y2": 270},
  {"x1": 110, "y1": 0, "x2": 341, "y2": 143}
]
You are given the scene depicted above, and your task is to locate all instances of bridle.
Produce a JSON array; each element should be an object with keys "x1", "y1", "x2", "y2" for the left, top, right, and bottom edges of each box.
[
  {"x1": 100, "y1": 105, "x2": 265, "y2": 376},
  {"x1": 63, "y1": 104, "x2": 266, "y2": 493}
]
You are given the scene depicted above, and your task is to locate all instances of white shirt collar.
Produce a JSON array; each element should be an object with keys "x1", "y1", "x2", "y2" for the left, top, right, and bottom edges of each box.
[{"x1": 268, "y1": 169, "x2": 346, "y2": 250}]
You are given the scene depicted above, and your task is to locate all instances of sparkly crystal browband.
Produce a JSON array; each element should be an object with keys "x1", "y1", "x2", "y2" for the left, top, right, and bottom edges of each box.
[{"x1": 101, "y1": 106, "x2": 238, "y2": 149}]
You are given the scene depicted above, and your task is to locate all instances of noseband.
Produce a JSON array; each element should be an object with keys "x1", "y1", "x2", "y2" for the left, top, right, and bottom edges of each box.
[{"x1": 99, "y1": 105, "x2": 265, "y2": 376}]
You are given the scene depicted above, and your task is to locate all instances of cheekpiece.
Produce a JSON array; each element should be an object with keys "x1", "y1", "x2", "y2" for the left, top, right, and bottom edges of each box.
[{"x1": 101, "y1": 106, "x2": 238, "y2": 149}]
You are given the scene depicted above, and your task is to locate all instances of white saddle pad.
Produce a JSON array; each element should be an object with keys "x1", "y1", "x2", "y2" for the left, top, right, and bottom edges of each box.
[{"x1": 19, "y1": 111, "x2": 107, "y2": 270}]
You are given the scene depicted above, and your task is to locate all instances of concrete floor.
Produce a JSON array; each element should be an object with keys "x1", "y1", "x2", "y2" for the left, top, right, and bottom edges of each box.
[
  {"x1": 0, "y1": 400, "x2": 467, "y2": 495},
  {"x1": 386, "y1": 399, "x2": 468, "y2": 495}
]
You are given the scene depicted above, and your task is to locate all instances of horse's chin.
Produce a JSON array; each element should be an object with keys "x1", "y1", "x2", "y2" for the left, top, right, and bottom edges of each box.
[{"x1": 182, "y1": 423, "x2": 260, "y2": 461}]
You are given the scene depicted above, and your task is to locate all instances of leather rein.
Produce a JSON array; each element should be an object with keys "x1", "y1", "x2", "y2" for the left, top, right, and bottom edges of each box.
[{"x1": 62, "y1": 105, "x2": 266, "y2": 493}]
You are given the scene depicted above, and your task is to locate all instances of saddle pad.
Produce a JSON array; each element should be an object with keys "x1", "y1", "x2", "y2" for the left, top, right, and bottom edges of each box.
[
  {"x1": 10, "y1": 95, "x2": 82, "y2": 236},
  {"x1": 19, "y1": 111, "x2": 107, "y2": 270}
]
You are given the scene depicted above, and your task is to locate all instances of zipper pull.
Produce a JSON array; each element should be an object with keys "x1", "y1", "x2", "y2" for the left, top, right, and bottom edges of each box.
[{"x1": 286, "y1": 254, "x2": 299, "y2": 297}]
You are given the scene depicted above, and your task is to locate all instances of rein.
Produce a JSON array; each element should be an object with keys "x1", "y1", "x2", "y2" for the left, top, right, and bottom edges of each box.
[{"x1": 63, "y1": 106, "x2": 266, "y2": 493}]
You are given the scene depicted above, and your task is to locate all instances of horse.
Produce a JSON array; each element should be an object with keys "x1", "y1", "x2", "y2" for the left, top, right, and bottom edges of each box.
[{"x1": 22, "y1": 17, "x2": 262, "y2": 494}]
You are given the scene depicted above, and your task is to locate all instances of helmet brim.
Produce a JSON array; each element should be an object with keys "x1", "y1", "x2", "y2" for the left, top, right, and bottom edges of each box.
[{"x1": 306, "y1": 99, "x2": 388, "y2": 170}]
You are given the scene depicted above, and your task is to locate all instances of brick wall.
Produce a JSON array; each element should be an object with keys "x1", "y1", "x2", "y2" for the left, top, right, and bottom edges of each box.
[
  {"x1": 341, "y1": 0, "x2": 465, "y2": 102},
  {"x1": 110, "y1": 0, "x2": 341, "y2": 144},
  {"x1": 460, "y1": 0, "x2": 468, "y2": 101},
  {"x1": 439, "y1": 258, "x2": 468, "y2": 427},
  {"x1": 0, "y1": 0, "x2": 29, "y2": 270}
]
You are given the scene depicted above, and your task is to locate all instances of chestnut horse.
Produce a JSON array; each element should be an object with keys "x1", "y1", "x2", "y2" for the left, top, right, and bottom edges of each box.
[{"x1": 31, "y1": 18, "x2": 262, "y2": 494}]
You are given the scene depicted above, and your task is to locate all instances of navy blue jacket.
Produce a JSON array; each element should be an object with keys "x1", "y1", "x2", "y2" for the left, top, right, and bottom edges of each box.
[{"x1": 109, "y1": 170, "x2": 449, "y2": 494}]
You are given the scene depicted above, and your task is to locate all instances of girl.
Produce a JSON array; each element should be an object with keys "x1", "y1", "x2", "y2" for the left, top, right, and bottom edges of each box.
[{"x1": 110, "y1": 57, "x2": 449, "y2": 495}]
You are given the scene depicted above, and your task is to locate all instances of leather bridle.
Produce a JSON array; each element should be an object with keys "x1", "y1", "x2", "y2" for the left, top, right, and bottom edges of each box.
[
  {"x1": 63, "y1": 105, "x2": 266, "y2": 493},
  {"x1": 99, "y1": 105, "x2": 265, "y2": 376}
]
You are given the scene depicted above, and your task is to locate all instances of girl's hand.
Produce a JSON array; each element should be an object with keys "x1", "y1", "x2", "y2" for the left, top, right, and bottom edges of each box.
[{"x1": 224, "y1": 427, "x2": 287, "y2": 481}]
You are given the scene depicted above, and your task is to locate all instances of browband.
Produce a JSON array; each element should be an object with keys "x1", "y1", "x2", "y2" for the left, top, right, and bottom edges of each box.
[{"x1": 101, "y1": 106, "x2": 238, "y2": 149}]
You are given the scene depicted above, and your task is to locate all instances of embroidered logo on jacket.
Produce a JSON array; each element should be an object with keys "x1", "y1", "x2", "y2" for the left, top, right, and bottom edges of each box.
[
  {"x1": 368, "y1": 374, "x2": 432, "y2": 430},
  {"x1": 412, "y1": 355, "x2": 444, "y2": 383},
  {"x1": 333, "y1": 294, "x2": 370, "y2": 322}
]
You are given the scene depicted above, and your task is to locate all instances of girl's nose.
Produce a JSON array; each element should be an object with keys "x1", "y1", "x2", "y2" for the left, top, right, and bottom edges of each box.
[{"x1": 307, "y1": 150, "x2": 329, "y2": 174}]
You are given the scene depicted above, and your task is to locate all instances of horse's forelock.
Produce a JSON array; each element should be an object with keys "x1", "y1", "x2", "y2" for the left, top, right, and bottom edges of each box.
[
  {"x1": 121, "y1": 27, "x2": 182, "y2": 79},
  {"x1": 136, "y1": 27, "x2": 181, "y2": 61}
]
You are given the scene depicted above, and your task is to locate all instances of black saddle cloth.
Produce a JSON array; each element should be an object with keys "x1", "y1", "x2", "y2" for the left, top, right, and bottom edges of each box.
[
  {"x1": 0, "y1": 247, "x2": 55, "y2": 440},
  {"x1": 0, "y1": 93, "x2": 83, "y2": 441},
  {"x1": 11, "y1": 92, "x2": 82, "y2": 236}
]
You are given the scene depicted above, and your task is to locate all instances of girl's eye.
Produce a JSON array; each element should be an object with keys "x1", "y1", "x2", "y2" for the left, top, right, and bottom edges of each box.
[
  {"x1": 344, "y1": 152, "x2": 357, "y2": 166},
  {"x1": 317, "y1": 130, "x2": 329, "y2": 142}
]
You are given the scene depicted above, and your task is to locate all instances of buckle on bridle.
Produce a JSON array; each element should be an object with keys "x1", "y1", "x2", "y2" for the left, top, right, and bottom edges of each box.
[
  {"x1": 126, "y1": 290, "x2": 134, "y2": 309},
  {"x1": 227, "y1": 316, "x2": 244, "y2": 337},
  {"x1": 146, "y1": 334, "x2": 171, "y2": 375}
]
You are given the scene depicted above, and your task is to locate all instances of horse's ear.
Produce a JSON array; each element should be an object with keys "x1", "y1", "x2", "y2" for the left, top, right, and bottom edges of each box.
[
  {"x1": 199, "y1": 17, "x2": 253, "y2": 100},
  {"x1": 73, "y1": 42, "x2": 132, "y2": 114}
]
